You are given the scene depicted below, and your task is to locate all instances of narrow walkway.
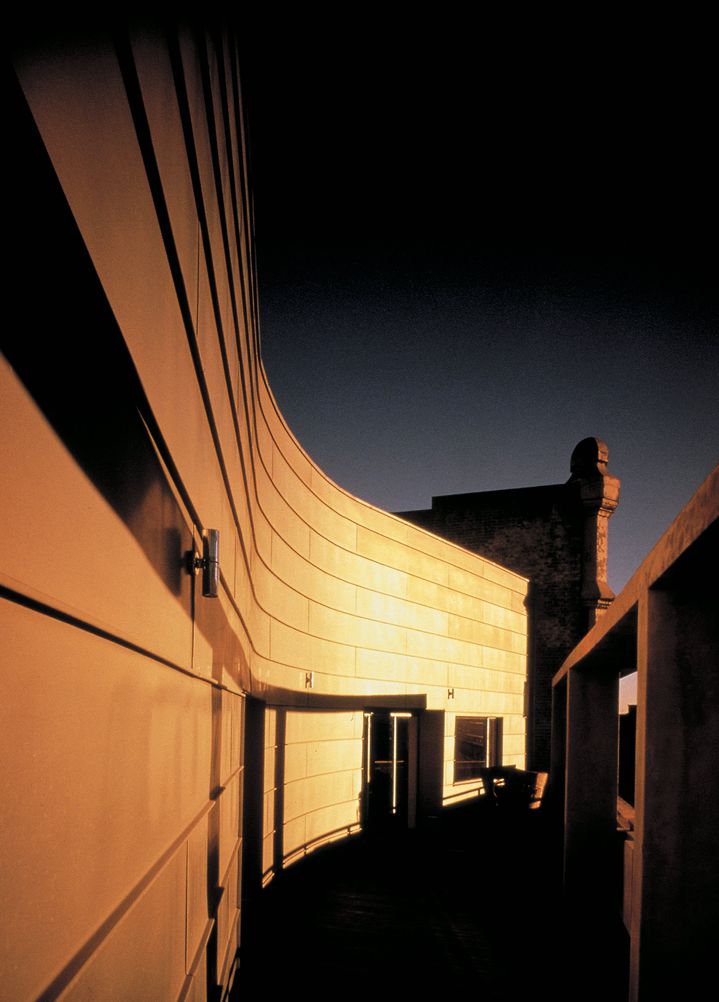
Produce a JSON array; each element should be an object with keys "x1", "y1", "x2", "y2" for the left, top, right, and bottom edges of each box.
[{"x1": 237, "y1": 804, "x2": 628, "y2": 1000}]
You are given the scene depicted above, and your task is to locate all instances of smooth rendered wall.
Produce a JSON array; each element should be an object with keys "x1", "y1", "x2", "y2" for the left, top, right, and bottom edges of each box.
[{"x1": 3, "y1": 20, "x2": 528, "y2": 1002}]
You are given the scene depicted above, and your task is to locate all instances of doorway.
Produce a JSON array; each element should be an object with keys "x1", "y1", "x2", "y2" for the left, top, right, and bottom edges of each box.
[{"x1": 363, "y1": 711, "x2": 417, "y2": 831}]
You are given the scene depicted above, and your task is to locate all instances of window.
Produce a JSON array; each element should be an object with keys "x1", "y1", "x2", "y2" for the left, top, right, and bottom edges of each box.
[{"x1": 454, "y1": 716, "x2": 502, "y2": 782}]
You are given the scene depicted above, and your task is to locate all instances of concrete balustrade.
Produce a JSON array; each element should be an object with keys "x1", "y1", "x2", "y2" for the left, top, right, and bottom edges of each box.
[{"x1": 553, "y1": 466, "x2": 718, "y2": 1001}]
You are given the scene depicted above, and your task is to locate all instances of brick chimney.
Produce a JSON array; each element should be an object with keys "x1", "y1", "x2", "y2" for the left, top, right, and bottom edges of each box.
[{"x1": 569, "y1": 437, "x2": 621, "y2": 628}]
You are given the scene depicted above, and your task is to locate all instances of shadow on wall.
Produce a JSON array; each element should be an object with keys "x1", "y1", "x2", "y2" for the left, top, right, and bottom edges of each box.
[{"x1": 8, "y1": 69, "x2": 190, "y2": 600}]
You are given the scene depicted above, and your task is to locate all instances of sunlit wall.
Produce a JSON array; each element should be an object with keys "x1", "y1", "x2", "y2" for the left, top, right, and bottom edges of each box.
[{"x1": 2, "y1": 21, "x2": 528, "y2": 1002}]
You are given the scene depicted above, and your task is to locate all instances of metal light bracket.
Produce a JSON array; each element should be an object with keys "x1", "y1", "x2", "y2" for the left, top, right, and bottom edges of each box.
[{"x1": 186, "y1": 529, "x2": 220, "y2": 598}]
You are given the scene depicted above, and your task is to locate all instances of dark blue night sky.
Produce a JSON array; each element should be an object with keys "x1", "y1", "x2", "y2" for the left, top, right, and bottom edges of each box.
[{"x1": 242, "y1": 19, "x2": 718, "y2": 596}]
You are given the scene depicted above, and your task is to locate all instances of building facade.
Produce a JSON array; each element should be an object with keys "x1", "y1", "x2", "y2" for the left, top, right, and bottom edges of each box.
[
  {"x1": 3, "y1": 20, "x2": 528, "y2": 1002},
  {"x1": 397, "y1": 438, "x2": 620, "y2": 770}
]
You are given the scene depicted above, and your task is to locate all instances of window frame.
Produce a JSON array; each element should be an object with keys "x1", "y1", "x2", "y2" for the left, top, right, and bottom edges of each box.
[{"x1": 453, "y1": 715, "x2": 503, "y2": 783}]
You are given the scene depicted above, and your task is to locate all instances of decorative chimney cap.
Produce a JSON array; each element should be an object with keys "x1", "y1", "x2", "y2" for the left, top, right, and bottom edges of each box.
[{"x1": 570, "y1": 437, "x2": 610, "y2": 480}]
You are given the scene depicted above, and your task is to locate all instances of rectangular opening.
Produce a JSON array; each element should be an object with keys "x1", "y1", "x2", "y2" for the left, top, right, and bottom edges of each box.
[{"x1": 454, "y1": 716, "x2": 502, "y2": 782}]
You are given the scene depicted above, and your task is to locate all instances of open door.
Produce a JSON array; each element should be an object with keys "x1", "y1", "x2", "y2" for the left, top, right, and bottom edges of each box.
[{"x1": 363, "y1": 711, "x2": 417, "y2": 831}]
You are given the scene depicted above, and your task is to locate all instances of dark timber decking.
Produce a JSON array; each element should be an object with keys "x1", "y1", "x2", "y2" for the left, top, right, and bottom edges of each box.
[{"x1": 236, "y1": 803, "x2": 628, "y2": 1001}]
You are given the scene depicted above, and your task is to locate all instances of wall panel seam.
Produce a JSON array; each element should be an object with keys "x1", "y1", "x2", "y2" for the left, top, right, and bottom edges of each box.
[{"x1": 34, "y1": 800, "x2": 214, "y2": 1002}]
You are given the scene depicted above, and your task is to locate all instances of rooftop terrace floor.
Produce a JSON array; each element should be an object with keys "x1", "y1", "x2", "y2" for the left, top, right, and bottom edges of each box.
[{"x1": 236, "y1": 803, "x2": 629, "y2": 1001}]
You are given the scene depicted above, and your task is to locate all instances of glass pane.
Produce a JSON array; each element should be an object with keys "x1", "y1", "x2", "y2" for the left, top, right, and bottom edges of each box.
[{"x1": 455, "y1": 717, "x2": 487, "y2": 781}]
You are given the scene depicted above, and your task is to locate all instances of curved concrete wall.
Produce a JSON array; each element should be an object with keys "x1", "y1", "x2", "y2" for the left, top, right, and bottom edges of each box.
[{"x1": 2, "y1": 21, "x2": 527, "y2": 1002}]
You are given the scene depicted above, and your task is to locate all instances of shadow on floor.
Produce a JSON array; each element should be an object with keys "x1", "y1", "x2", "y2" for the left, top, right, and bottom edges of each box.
[{"x1": 235, "y1": 802, "x2": 628, "y2": 1001}]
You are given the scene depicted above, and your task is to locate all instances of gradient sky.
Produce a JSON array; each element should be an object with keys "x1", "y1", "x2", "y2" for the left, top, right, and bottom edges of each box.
[{"x1": 241, "y1": 20, "x2": 718, "y2": 597}]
